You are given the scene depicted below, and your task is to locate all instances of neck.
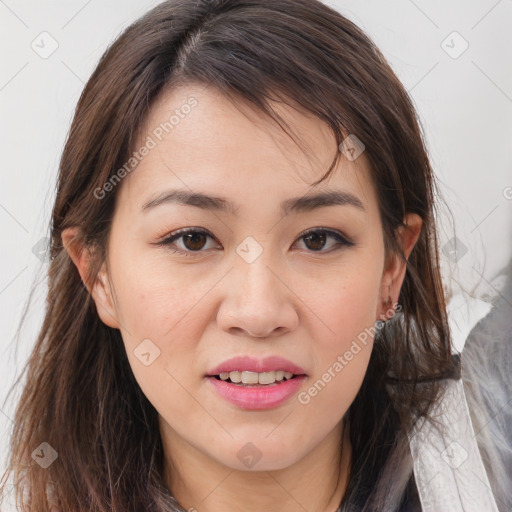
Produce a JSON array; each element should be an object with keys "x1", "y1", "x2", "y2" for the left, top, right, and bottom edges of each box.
[{"x1": 160, "y1": 418, "x2": 352, "y2": 512}]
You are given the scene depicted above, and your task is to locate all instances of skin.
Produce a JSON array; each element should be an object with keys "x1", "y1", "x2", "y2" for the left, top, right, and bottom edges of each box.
[{"x1": 63, "y1": 83, "x2": 422, "y2": 512}]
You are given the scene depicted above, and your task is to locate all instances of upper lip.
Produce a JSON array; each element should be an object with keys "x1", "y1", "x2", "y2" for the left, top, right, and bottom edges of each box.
[{"x1": 206, "y1": 355, "x2": 307, "y2": 376}]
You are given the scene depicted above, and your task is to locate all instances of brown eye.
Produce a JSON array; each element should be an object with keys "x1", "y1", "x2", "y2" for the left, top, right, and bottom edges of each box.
[
  {"x1": 296, "y1": 229, "x2": 354, "y2": 253},
  {"x1": 158, "y1": 228, "x2": 218, "y2": 256},
  {"x1": 157, "y1": 227, "x2": 354, "y2": 257},
  {"x1": 181, "y1": 231, "x2": 209, "y2": 251},
  {"x1": 302, "y1": 231, "x2": 327, "y2": 251}
]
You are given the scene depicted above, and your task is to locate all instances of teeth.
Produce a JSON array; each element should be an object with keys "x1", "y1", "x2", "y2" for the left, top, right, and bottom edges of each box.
[
  {"x1": 217, "y1": 370, "x2": 297, "y2": 384},
  {"x1": 258, "y1": 371, "x2": 275, "y2": 385},
  {"x1": 241, "y1": 371, "x2": 259, "y2": 384},
  {"x1": 229, "y1": 371, "x2": 242, "y2": 383}
]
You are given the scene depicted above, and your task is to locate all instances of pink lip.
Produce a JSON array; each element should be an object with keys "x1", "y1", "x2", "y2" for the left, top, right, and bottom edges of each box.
[
  {"x1": 206, "y1": 355, "x2": 307, "y2": 376},
  {"x1": 206, "y1": 375, "x2": 307, "y2": 410}
]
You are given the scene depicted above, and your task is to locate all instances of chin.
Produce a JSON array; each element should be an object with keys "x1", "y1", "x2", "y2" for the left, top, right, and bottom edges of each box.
[{"x1": 209, "y1": 438, "x2": 304, "y2": 472}]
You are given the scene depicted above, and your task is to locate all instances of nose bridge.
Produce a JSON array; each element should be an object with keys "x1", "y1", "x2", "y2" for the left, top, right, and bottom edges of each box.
[
  {"x1": 217, "y1": 234, "x2": 298, "y2": 337},
  {"x1": 232, "y1": 235, "x2": 280, "y2": 304}
]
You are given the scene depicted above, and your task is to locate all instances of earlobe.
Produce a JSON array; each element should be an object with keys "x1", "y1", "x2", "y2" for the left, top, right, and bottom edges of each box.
[{"x1": 61, "y1": 227, "x2": 120, "y2": 330}]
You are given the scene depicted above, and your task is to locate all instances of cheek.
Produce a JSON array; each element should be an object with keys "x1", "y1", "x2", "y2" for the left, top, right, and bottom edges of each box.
[
  {"x1": 108, "y1": 252, "x2": 209, "y2": 395},
  {"x1": 307, "y1": 263, "x2": 381, "y2": 351},
  {"x1": 297, "y1": 266, "x2": 380, "y2": 415},
  {"x1": 111, "y1": 249, "x2": 207, "y2": 343},
  {"x1": 116, "y1": 269, "x2": 208, "y2": 425}
]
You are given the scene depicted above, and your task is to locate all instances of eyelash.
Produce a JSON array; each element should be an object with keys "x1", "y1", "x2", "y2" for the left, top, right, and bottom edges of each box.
[{"x1": 156, "y1": 227, "x2": 354, "y2": 257}]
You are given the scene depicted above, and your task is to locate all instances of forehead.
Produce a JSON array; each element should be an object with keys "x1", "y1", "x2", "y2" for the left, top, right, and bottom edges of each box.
[{"x1": 121, "y1": 83, "x2": 378, "y2": 218}]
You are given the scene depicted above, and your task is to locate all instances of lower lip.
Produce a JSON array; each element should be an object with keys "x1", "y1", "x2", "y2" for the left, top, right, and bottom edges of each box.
[{"x1": 206, "y1": 375, "x2": 307, "y2": 410}]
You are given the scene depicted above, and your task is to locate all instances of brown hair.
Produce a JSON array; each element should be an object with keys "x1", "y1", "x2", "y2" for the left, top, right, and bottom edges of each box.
[{"x1": 1, "y1": 0, "x2": 456, "y2": 510}]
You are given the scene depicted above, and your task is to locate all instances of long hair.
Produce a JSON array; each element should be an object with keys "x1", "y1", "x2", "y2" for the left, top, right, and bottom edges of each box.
[{"x1": 1, "y1": 1, "x2": 458, "y2": 510}]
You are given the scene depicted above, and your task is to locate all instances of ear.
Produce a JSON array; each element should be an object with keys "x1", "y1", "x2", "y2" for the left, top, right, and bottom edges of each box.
[
  {"x1": 377, "y1": 213, "x2": 422, "y2": 322},
  {"x1": 61, "y1": 227, "x2": 120, "y2": 329}
]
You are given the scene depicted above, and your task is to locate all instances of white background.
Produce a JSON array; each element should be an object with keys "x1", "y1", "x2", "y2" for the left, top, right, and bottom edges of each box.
[{"x1": 1, "y1": 0, "x2": 511, "y2": 502}]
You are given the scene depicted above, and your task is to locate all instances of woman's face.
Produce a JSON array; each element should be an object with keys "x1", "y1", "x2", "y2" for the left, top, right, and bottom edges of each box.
[{"x1": 66, "y1": 83, "x2": 420, "y2": 473}]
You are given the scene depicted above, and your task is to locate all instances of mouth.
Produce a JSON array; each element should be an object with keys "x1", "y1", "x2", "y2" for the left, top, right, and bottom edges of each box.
[
  {"x1": 206, "y1": 371, "x2": 307, "y2": 410},
  {"x1": 205, "y1": 356, "x2": 307, "y2": 408},
  {"x1": 209, "y1": 370, "x2": 304, "y2": 387}
]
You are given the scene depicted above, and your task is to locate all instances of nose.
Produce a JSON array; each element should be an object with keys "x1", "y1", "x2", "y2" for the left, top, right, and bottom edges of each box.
[{"x1": 216, "y1": 250, "x2": 299, "y2": 339}]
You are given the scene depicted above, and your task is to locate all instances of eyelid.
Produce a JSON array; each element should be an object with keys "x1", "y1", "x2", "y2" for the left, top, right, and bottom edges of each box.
[
  {"x1": 158, "y1": 226, "x2": 212, "y2": 242},
  {"x1": 298, "y1": 227, "x2": 352, "y2": 244},
  {"x1": 155, "y1": 227, "x2": 217, "y2": 256},
  {"x1": 156, "y1": 226, "x2": 354, "y2": 256}
]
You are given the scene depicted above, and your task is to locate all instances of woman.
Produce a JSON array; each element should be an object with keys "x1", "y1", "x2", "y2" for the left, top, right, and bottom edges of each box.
[{"x1": 0, "y1": 0, "x2": 507, "y2": 510}]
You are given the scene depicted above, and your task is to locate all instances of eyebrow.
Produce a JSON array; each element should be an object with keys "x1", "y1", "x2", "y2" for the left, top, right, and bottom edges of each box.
[{"x1": 141, "y1": 188, "x2": 366, "y2": 215}]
